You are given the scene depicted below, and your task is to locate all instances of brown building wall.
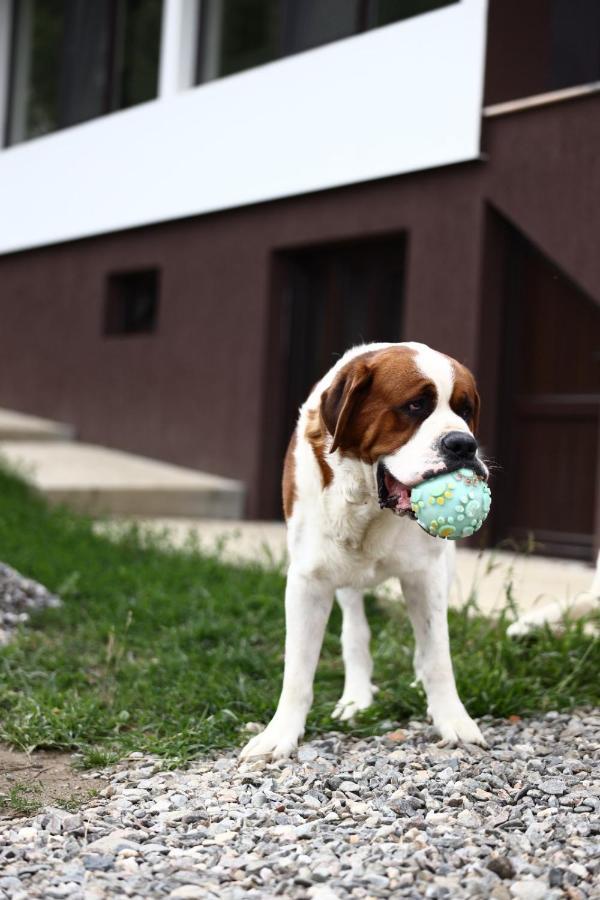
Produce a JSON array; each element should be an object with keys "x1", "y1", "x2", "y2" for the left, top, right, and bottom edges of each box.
[
  {"x1": 478, "y1": 93, "x2": 600, "y2": 455},
  {"x1": 0, "y1": 94, "x2": 599, "y2": 526},
  {"x1": 0, "y1": 163, "x2": 486, "y2": 518}
]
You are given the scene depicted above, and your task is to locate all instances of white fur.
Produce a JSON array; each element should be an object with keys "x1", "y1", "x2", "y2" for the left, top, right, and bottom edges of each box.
[{"x1": 241, "y1": 342, "x2": 486, "y2": 761}]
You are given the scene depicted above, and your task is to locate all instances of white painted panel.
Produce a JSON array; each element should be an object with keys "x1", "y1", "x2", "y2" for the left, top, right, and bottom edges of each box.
[
  {"x1": 158, "y1": 0, "x2": 201, "y2": 97},
  {"x1": 0, "y1": 0, "x2": 487, "y2": 255}
]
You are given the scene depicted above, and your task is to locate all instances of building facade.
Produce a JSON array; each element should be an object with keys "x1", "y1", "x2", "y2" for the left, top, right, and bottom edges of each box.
[{"x1": 0, "y1": 0, "x2": 599, "y2": 559}]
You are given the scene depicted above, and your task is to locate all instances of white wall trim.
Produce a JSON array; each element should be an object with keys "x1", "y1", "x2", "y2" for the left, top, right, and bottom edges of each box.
[
  {"x1": 158, "y1": 0, "x2": 201, "y2": 98},
  {"x1": 484, "y1": 81, "x2": 600, "y2": 118},
  {"x1": 0, "y1": 0, "x2": 488, "y2": 255},
  {"x1": 0, "y1": 0, "x2": 12, "y2": 147}
]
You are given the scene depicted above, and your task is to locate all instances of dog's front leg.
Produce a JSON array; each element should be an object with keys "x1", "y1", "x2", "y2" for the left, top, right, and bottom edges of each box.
[
  {"x1": 401, "y1": 559, "x2": 486, "y2": 746},
  {"x1": 240, "y1": 568, "x2": 333, "y2": 761}
]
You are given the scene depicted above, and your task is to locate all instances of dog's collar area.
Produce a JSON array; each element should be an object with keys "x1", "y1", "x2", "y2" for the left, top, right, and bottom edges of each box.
[{"x1": 377, "y1": 462, "x2": 415, "y2": 518}]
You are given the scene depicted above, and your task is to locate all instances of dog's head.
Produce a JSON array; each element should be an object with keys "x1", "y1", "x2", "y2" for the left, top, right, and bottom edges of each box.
[{"x1": 320, "y1": 343, "x2": 487, "y2": 516}]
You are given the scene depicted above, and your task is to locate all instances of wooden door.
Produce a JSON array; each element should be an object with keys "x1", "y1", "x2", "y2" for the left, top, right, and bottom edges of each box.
[
  {"x1": 495, "y1": 232, "x2": 600, "y2": 559},
  {"x1": 260, "y1": 234, "x2": 405, "y2": 518}
]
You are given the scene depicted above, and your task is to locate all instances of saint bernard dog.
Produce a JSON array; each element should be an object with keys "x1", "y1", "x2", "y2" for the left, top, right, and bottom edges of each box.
[{"x1": 241, "y1": 341, "x2": 489, "y2": 761}]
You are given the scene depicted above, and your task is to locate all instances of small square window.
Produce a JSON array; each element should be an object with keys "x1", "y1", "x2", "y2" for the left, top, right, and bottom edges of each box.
[{"x1": 104, "y1": 269, "x2": 160, "y2": 336}]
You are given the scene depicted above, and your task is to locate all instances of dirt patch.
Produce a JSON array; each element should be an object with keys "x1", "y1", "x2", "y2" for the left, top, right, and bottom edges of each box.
[{"x1": 0, "y1": 746, "x2": 104, "y2": 820}]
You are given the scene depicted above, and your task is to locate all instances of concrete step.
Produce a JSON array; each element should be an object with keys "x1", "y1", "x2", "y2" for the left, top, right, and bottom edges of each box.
[
  {"x1": 0, "y1": 441, "x2": 244, "y2": 519},
  {"x1": 0, "y1": 407, "x2": 74, "y2": 441}
]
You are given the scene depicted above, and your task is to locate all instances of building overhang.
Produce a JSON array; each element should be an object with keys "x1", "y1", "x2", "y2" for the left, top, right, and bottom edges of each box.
[{"x1": 0, "y1": 0, "x2": 488, "y2": 256}]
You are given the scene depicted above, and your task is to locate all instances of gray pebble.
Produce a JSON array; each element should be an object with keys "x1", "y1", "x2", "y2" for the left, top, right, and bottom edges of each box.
[
  {"x1": 0, "y1": 710, "x2": 597, "y2": 899},
  {"x1": 509, "y1": 880, "x2": 548, "y2": 900},
  {"x1": 82, "y1": 854, "x2": 114, "y2": 871},
  {"x1": 0, "y1": 563, "x2": 61, "y2": 644},
  {"x1": 540, "y1": 778, "x2": 567, "y2": 796}
]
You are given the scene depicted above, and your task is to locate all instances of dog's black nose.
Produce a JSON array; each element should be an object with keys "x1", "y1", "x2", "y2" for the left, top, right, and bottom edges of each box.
[{"x1": 441, "y1": 431, "x2": 477, "y2": 460}]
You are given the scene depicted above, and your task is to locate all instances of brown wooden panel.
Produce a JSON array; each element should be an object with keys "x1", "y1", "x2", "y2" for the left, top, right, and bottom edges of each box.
[
  {"x1": 518, "y1": 254, "x2": 600, "y2": 395},
  {"x1": 508, "y1": 413, "x2": 598, "y2": 535},
  {"x1": 494, "y1": 224, "x2": 600, "y2": 559},
  {"x1": 516, "y1": 395, "x2": 600, "y2": 417}
]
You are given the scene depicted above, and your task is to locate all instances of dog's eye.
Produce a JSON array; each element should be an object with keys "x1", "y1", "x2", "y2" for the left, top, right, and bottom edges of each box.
[
  {"x1": 400, "y1": 397, "x2": 429, "y2": 417},
  {"x1": 460, "y1": 405, "x2": 473, "y2": 422}
]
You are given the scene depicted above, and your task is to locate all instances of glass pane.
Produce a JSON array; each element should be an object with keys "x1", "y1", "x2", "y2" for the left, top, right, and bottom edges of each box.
[
  {"x1": 8, "y1": 0, "x2": 64, "y2": 143},
  {"x1": 370, "y1": 0, "x2": 458, "y2": 28},
  {"x1": 58, "y1": 0, "x2": 112, "y2": 128},
  {"x1": 281, "y1": 0, "x2": 360, "y2": 55},
  {"x1": 117, "y1": 0, "x2": 162, "y2": 109},
  {"x1": 8, "y1": 0, "x2": 162, "y2": 145},
  {"x1": 8, "y1": 0, "x2": 111, "y2": 142},
  {"x1": 198, "y1": 0, "x2": 280, "y2": 82},
  {"x1": 196, "y1": 0, "x2": 461, "y2": 84}
]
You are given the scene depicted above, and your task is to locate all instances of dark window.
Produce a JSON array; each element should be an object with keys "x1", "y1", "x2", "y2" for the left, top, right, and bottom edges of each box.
[
  {"x1": 197, "y1": 0, "x2": 458, "y2": 83},
  {"x1": 485, "y1": 0, "x2": 600, "y2": 105},
  {"x1": 550, "y1": 0, "x2": 600, "y2": 91},
  {"x1": 6, "y1": 0, "x2": 162, "y2": 145},
  {"x1": 104, "y1": 269, "x2": 160, "y2": 336}
]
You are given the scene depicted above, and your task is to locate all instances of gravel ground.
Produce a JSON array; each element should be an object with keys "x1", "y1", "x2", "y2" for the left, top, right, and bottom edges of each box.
[
  {"x1": 0, "y1": 712, "x2": 598, "y2": 900},
  {"x1": 0, "y1": 562, "x2": 60, "y2": 645}
]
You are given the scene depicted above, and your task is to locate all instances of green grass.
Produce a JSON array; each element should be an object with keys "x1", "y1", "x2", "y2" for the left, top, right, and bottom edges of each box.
[
  {"x1": 0, "y1": 781, "x2": 43, "y2": 817},
  {"x1": 0, "y1": 467, "x2": 598, "y2": 766}
]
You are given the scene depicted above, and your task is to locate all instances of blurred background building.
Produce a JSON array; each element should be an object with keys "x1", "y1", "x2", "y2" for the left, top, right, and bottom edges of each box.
[{"x1": 0, "y1": 0, "x2": 599, "y2": 559}]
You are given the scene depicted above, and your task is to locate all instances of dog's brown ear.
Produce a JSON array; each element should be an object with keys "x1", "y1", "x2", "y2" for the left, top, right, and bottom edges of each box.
[{"x1": 321, "y1": 360, "x2": 373, "y2": 453}]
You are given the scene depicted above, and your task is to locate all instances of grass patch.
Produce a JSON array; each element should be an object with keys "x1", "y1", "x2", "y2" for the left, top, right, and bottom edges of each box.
[
  {"x1": 54, "y1": 788, "x2": 99, "y2": 812},
  {"x1": 0, "y1": 468, "x2": 598, "y2": 766},
  {"x1": 0, "y1": 781, "x2": 43, "y2": 817}
]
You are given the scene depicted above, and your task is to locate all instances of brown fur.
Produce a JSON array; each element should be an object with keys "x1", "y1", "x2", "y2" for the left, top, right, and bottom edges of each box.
[
  {"x1": 305, "y1": 408, "x2": 333, "y2": 488},
  {"x1": 320, "y1": 346, "x2": 435, "y2": 463},
  {"x1": 448, "y1": 359, "x2": 480, "y2": 434},
  {"x1": 290, "y1": 347, "x2": 480, "y2": 509},
  {"x1": 282, "y1": 429, "x2": 297, "y2": 520}
]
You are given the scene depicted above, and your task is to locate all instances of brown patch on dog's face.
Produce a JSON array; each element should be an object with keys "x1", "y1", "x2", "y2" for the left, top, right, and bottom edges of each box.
[
  {"x1": 282, "y1": 429, "x2": 297, "y2": 520},
  {"x1": 305, "y1": 408, "x2": 333, "y2": 488},
  {"x1": 320, "y1": 347, "x2": 438, "y2": 463},
  {"x1": 448, "y1": 358, "x2": 480, "y2": 435}
]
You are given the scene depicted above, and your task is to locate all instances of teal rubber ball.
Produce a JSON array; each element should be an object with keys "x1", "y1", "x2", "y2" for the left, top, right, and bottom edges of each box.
[{"x1": 410, "y1": 468, "x2": 491, "y2": 540}]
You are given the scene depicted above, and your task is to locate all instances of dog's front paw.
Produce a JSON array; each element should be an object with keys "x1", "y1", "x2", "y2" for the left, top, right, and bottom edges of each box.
[
  {"x1": 239, "y1": 720, "x2": 303, "y2": 762},
  {"x1": 431, "y1": 706, "x2": 487, "y2": 747},
  {"x1": 331, "y1": 683, "x2": 378, "y2": 721}
]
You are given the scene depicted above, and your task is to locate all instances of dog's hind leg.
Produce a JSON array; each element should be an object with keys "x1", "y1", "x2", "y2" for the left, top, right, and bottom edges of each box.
[{"x1": 332, "y1": 587, "x2": 378, "y2": 721}]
